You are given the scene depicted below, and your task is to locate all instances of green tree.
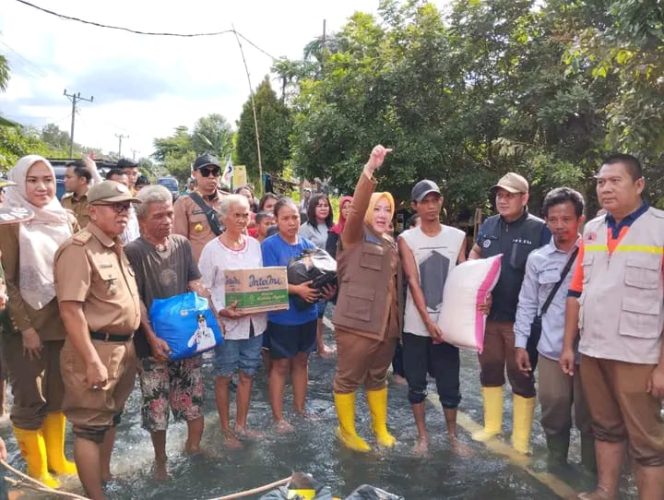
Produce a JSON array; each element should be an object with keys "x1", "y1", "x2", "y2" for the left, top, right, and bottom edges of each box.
[
  {"x1": 564, "y1": 0, "x2": 664, "y2": 152},
  {"x1": 191, "y1": 113, "x2": 234, "y2": 159},
  {"x1": 271, "y1": 58, "x2": 306, "y2": 103},
  {"x1": 287, "y1": 0, "x2": 639, "y2": 218},
  {"x1": 152, "y1": 126, "x2": 195, "y2": 183},
  {"x1": 236, "y1": 76, "x2": 292, "y2": 180},
  {"x1": 41, "y1": 123, "x2": 72, "y2": 151},
  {"x1": 0, "y1": 126, "x2": 54, "y2": 169}
]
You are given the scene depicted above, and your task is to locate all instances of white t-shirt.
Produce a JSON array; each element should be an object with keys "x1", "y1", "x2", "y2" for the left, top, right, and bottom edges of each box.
[
  {"x1": 120, "y1": 206, "x2": 140, "y2": 245},
  {"x1": 198, "y1": 236, "x2": 267, "y2": 340},
  {"x1": 400, "y1": 224, "x2": 466, "y2": 337}
]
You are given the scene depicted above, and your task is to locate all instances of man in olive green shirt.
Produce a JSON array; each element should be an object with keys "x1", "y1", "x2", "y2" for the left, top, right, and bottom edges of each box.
[{"x1": 61, "y1": 160, "x2": 93, "y2": 228}]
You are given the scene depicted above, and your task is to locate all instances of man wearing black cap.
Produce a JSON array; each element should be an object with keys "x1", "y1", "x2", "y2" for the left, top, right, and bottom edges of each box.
[
  {"x1": 398, "y1": 179, "x2": 472, "y2": 455},
  {"x1": 468, "y1": 172, "x2": 550, "y2": 454},
  {"x1": 173, "y1": 153, "x2": 225, "y2": 262}
]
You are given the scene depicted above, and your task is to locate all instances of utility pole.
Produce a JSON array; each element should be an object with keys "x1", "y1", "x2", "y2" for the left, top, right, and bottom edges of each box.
[
  {"x1": 115, "y1": 134, "x2": 128, "y2": 158},
  {"x1": 63, "y1": 90, "x2": 93, "y2": 158},
  {"x1": 321, "y1": 19, "x2": 326, "y2": 73},
  {"x1": 131, "y1": 149, "x2": 139, "y2": 161}
]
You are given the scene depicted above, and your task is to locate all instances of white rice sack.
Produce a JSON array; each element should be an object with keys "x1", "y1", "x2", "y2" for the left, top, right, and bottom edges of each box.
[{"x1": 437, "y1": 254, "x2": 502, "y2": 353}]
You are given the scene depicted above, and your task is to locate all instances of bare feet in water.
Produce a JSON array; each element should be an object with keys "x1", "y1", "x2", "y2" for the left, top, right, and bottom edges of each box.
[
  {"x1": 449, "y1": 437, "x2": 472, "y2": 457},
  {"x1": 153, "y1": 460, "x2": 169, "y2": 481},
  {"x1": 576, "y1": 487, "x2": 615, "y2": 500},
  {"x1": 413, "y1": 437, "x2": 430, "y2": 457},
  {"x1": 235, "y1": 426, "x2": 263, "y2": 440},
  {"x1": 275, "y1": 419, "x2": 295, "y2": 434},
  {"x1": 184, "y1": 441, "x2": 202, "y2": 455},
  {"x1": 223, "y1": 430, "x2": 244, "y2": 449},
  {"x1": 295, "y1": 409, "x2": 321, "y2": 421}
]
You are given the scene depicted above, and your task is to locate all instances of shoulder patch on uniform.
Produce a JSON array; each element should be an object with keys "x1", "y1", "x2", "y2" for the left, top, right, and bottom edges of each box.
[{"x1": 72, "y1": 231, "x2": 93, "y2": 245}]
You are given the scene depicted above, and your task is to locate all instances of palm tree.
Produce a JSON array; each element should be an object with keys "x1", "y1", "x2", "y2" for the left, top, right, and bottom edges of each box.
[
  {"x1": 272, "y1": 58, "x2": 304, "y2": 102},
  {"x1": 0, "y1": 54, "x2": 9, "y2": 92},
  {"x1": 303, "y1": 34, "x2": 342, "y2": 64}
]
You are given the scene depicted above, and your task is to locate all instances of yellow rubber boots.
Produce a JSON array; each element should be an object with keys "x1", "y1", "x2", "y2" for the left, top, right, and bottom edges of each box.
[
  {"x1": 511, "y1": 394, "x2": 536, "y2": 454},
  {"x1": 334, "y1": 392, "x2": 370, "y2": 452},
  {"x1": 43, "y1": 412, "x2": 77, "y2": 475},
  {"x1": 13, "y1": 426, "x2": 60, "y2": 489},
  {"x1": 472, "y1": 386, "x2": 503, "y2": 442},
  {"x1": 366, "y1": 387, "x2": 396, "y2": 448}
]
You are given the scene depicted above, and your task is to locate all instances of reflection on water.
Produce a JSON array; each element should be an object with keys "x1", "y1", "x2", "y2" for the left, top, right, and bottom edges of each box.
[{"x1": 0, "y1": 331, "x2": 639, "y2": 499}]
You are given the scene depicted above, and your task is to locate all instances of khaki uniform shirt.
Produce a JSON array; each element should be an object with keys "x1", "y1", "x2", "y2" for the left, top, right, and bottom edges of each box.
[
  {"x1": 0, "y1": 217, "x2": 78, "y2": 340},
  {"x1": 54, "y1": 222, "x2": 140, "y2": 335},
  {"x1": 173, "y1": 192, "x2": 223, "y2": 262},
  {"x1": 332, "y1": 173, "x2": 402, "y2": 340},
  {"x1": 61, "y1": 191, "x2": 90, "y2": 229}
]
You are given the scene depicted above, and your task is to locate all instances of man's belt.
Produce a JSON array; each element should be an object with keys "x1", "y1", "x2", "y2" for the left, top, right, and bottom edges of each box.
[{"x1": 90, "y1": 331, "x2": 134, "y2": 343}]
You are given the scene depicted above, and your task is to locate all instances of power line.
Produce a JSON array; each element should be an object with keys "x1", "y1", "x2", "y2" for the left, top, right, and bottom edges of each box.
[
  {"x1": 15, "y1": 0, "x2": 277, "y2": 60},
  {"x1": 0, "y1": 39, "x2": 50, "y2": 77},
  {"x1": 235, "y1": 32, "x2": 277, "y2": 61},
  {"x1": 16, "y1": 0, "x2": 233, "y2": 38}
]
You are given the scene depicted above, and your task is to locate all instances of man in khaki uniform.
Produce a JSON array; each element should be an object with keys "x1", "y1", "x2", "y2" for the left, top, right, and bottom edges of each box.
[
  {"x1": 562, "y1": 154, "x2": 664, "y2": 499},
  {"x1": 55, "y1": 180, "x2": 141, "y2": 500},
  {"x1": 61, "y1": 160, "x2": 92, "y2": 228},
  {"x1": 173, "y1": 153, "x2": 224, "y2": 262}
]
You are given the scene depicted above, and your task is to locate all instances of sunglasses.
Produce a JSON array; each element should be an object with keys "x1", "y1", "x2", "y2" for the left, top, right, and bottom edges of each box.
[
  {"x1": 198, "y1": 166, "x2": 221, "y2": 178},
  {"x1": 98, "y1": 202, "x2": 131, "y2": 214},
  {"x1": 495, "y1": 191, "x2": 523, "y2": 201}
]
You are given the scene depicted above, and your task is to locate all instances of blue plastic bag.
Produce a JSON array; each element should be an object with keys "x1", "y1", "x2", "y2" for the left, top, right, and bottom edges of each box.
[{"x1": 149, "y1": 292, "x2": 223, "y2": 361}]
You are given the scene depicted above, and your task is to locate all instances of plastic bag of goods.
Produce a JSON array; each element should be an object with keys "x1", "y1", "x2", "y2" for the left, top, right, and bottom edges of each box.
[
  {"x1": 287, "y1": 248, "x2": 337, "y2": 310},
  {"x1": 149, "y1": 292, "x2": 223, "y2": 360},
  {"x1": 437, "y1": 254, "x2": 502, "y2": 354}
]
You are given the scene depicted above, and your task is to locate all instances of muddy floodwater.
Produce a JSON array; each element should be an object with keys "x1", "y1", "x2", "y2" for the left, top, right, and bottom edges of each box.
[{"x1": 0, "y1": 319, "x2": 639, "y2": 499}]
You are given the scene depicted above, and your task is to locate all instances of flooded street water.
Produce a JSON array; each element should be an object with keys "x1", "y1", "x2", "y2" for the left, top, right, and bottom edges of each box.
[{"x1": 0, "y1": 317, "x2": 639, "y2": 499}]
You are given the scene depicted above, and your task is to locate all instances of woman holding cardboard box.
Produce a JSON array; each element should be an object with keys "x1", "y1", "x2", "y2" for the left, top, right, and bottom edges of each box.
[
  {"x1": 332, "y1": 145, "x2": 402, "y2": 452},
  {"x1": 199, "y1": 194, "x2": 267, "y2": 448}
]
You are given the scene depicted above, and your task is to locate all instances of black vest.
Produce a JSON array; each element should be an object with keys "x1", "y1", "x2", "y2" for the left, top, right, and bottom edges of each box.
[{"x1": 478, "y1": 211, "x2": 549, "y2": 321}]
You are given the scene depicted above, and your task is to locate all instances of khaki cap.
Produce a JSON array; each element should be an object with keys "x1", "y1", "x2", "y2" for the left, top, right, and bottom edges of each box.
[
  {"x1": 491, "y1": 172, "x2": 529, "y2": 194},
  {"x1": 88, "y1": 181, "x2": 141, "y2": 204}
]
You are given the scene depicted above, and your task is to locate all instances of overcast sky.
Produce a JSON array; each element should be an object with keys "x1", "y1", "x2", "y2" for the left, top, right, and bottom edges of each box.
[{"x1": 0, "y1": 0, "x2": 411, "y2": 159}]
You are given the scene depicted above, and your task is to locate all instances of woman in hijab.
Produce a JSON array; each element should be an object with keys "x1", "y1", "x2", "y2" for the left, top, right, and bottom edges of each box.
[
  {"x1": 0, "y1": 155, "x2": 78, "y2": 488},
  {"x1": 331, "y1": 145, "x2": 402, "y2": 452}
]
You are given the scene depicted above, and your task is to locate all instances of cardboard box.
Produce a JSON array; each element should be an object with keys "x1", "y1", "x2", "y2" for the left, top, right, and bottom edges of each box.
[{"x1": 224, "y1": 267, "x2": 289, "y2": 313}]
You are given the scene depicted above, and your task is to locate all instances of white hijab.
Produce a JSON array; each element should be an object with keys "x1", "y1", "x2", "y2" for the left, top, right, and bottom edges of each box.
[{"x1": 4, "y1": 155, "x2": 72, "y2": 310}]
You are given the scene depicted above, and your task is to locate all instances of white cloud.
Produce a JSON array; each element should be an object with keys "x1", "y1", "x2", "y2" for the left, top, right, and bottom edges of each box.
[{"x1": 0, "y1": 0, "x2": 445, "y2": 158}]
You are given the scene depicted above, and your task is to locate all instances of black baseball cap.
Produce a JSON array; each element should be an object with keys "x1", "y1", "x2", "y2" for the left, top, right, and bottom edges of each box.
[
  {"x1": 193, "y1": 153, "x2": 220, "y2": 171},
  {"x1": 117, "y1": 158, "x2": 138, "y2": 169},
  {"x1": 411, "y1": 179, "x2": 441, "y2": 202}
]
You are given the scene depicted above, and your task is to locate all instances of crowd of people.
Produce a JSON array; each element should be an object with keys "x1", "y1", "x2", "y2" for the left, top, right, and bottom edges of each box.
[{"x1": 0, "y1": 145, "x2": 662, "y2": 500}]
